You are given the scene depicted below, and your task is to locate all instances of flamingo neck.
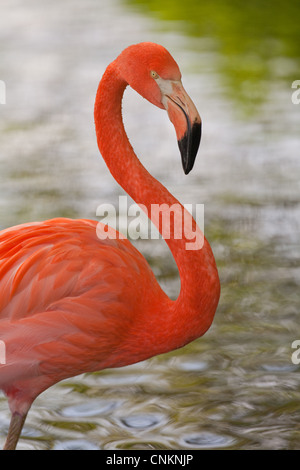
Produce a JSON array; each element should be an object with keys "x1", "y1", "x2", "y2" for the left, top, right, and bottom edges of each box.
[{"x1": 94, "y1": 61, "x2": 220, "y2": 340}]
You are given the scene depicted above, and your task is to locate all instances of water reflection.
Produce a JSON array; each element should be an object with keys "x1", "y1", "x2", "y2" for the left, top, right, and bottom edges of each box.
[
  {"x1": 53, "y1": 439, "x2": 100, "y2": 450},
  {"x1": 120, "y1": 414, "x2": 162, "y2": 430},
  {"x1": 61, "y1": 400, "x2": 120, "y2": 418},
  {"x1": 183, "y1": 432, "x2": 236, "y2": 449}
]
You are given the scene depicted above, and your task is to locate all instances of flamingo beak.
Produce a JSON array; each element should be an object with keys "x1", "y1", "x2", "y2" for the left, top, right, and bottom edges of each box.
[{"x1": 162, "y1": 81, "x2": 201, "y2": 175}]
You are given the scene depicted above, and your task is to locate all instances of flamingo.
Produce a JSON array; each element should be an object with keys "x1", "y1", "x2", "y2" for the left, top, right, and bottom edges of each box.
[{"x1": 0, "y1": 42, "x2": 220, "y2": 450}]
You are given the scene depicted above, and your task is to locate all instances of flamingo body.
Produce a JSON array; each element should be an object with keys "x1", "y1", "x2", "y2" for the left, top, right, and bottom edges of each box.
[{"x1": 0, "y1": 43, "x2": 220, "y2": 449}]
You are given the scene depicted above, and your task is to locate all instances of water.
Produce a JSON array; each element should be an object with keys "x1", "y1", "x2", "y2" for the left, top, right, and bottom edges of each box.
[{"x1": 0, "y1": 0, "x2": 299, "y2": 450}]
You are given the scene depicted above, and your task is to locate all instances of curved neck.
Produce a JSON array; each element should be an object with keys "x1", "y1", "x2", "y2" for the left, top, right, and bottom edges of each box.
[{"x1": 94, "y1": 62, "x2": 220, "y2": 338}]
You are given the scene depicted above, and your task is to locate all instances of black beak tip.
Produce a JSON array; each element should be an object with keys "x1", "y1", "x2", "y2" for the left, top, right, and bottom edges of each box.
[
  {"x1": 184, "y1": 165, "x2": 192, "y2": 176},
  {"x1": 178, "y1": 121, "x2": 202, "y2": 175}
]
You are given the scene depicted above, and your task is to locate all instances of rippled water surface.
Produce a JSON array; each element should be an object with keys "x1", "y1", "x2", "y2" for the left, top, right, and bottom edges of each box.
[{"x1": 0, "y1": 0, "x2": 299, "y2": 450}]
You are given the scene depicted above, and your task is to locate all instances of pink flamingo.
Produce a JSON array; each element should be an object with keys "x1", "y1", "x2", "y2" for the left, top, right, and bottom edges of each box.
[{"x1": 0, "y1": 43, "x2": 220, "y2": 450}]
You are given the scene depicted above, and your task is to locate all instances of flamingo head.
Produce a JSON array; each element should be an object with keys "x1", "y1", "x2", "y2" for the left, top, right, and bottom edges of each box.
[{"x1": 117, "y1": 42, "x2": 202, "y2": 174}]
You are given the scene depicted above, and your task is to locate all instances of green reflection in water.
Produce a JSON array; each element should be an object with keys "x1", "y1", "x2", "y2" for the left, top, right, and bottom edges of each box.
[{"x1": 125, "y1": 0, "x2": 300, "y2": 113}]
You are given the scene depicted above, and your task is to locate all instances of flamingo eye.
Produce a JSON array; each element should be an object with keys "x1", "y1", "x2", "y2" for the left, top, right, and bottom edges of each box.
[{"x1": 150, "y1": 70, "x2": 159, "y2": 79}]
